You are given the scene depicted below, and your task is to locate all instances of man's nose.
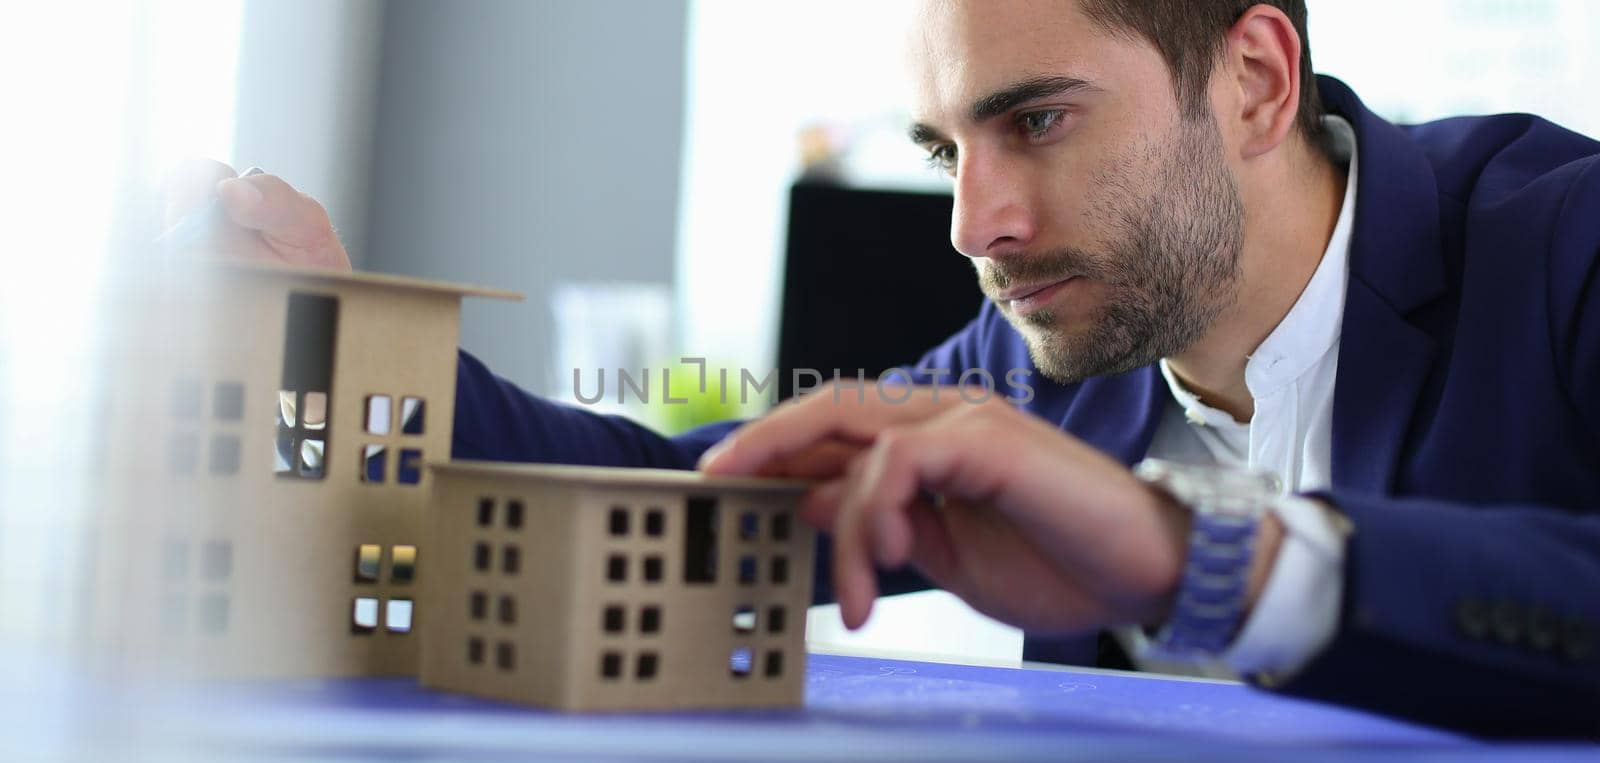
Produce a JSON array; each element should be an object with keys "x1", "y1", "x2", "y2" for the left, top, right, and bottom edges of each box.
[{"x1": 950, "y1": 153, "x2": 1036, "y2": 259}]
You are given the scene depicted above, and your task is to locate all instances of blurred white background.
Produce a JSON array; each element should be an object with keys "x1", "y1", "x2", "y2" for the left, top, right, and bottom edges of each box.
[{"x1": 2, "y1": 0, "x2": 1597, "y2": 668}]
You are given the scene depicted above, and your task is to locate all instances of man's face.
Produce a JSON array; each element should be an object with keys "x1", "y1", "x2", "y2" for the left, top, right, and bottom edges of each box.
[{"x1": 909, "y1": 0, "x2": 1245, "y2": 383}]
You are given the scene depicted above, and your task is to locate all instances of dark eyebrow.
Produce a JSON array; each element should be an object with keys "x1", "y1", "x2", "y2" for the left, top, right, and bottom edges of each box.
[
  {"x1": 969, "y1": 75, "x2": 1094, "y2": 123},
  {"x1": 909, "y1": 75, "x2": 1096, "y2": 146},
  {"x1": 908, "y1": 123, "x2": 944, "y2": 145}
]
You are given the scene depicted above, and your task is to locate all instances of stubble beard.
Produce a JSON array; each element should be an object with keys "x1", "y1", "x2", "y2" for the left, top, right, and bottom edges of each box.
[{"x1": 988, "y1": 116, "x2": 1246, "y2": 385}]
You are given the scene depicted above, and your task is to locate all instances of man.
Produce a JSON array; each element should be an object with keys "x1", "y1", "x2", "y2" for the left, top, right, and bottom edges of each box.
[{"x1": 174, "y1": 0, "x2": 1598, "y2": 736}]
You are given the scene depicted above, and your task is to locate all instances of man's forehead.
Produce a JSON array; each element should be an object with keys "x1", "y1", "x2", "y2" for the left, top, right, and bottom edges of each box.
[{"x1": 907, "y1": 0, "x2": 1124, "y2": 121}]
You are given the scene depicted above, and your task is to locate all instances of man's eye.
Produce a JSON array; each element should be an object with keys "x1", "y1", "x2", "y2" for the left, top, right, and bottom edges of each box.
[
  {"x1": 925, "y1": 144, "x2": 957, "y2": 174},
  {"x1": 1017, "y1": 109, "x2": 1065, "y2": 140}
]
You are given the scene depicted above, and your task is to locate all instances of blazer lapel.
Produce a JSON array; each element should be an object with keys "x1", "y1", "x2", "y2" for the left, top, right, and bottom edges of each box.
[
  {"x1": 1319, "y1": 76, "x2": 1447, "y2": 494},
  {"x1": 1332, "y1": 283, "x2": 1437, "y2": 493}
]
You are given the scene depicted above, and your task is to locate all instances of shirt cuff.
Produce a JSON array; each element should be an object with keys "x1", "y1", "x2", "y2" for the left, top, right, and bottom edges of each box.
[{"x1": 1219, "y1": 494, "x2": 1350, "y2": 681}]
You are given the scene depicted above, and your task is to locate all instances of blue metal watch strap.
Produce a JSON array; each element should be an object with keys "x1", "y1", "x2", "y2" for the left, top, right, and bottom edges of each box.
[
  {"x1": 1152, "y1": 511, "x2": 1259, "y2": 657},
  {"x1": 1133, "y1": 459, "x2": 1277, "y2": 662}
]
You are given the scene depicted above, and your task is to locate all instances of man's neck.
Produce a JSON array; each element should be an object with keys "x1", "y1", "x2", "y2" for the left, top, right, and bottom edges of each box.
[{"x1": 1165, "y1": 136, "x2": 1348, "y2": 423}]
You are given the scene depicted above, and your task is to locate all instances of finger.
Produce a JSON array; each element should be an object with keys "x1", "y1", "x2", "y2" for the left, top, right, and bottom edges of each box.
[
  {"x1": 832, "y1": 455, "x2": 888, "y2": 629},
  {"x1": 799, "y1": 478, "x2": 847, "y2": 529},
  {"x1": 904, "y1": 498, "x2": 959, "y2": 584},
  {"x1": 215, "y1": 173, "x2": 336, "y2": 251},
  {"x1": 832, "y1": 410, "x2": 1010, "y2": 626},
  {"x1": 845, "y1": 431, "x2": 928, "y2": 572},
  {"x1": 831, "y1": 430, "x2": 945, "y2": 628},
  {"x1": 163, "y1": 158, "x2": 238, "y2": 227},
  {"x1": 758, "y1": 438, "x2": 865, "y2": 479},
  {"x1": 699, "y1": 385, "x2": 960, "y2": 477}
]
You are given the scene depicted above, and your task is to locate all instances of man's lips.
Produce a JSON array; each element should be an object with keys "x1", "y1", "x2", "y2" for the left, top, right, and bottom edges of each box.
[
  {"x1": 996, "y1": 278, "x2": 1072, "y2": 302},
  {"x1": 994, "y1": 277, "x2": 1082, "y2": 315}
]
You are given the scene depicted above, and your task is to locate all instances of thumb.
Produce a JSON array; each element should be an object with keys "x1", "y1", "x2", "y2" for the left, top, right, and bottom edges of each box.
[
  {"x1": 163, "y1": 158, "x2": 237, "y2": 228},
  {"x1": 214, "y1": 172, "x2": 264, "y2": 218},
  {"x1": 214, "y1": 172, "x2": 336, "y2": 252}
]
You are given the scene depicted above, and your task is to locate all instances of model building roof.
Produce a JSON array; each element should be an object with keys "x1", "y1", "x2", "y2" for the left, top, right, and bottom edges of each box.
[
  {"x1": 203, "y1": 257, "x2": 524, "y2": 301},
  {"x1": 433, "y1": 461, "x2": 812, "y2": 493}
]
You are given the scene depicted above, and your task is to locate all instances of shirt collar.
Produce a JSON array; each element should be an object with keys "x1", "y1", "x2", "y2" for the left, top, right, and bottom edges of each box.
[{"x1": 1159, "y1": 114, "x2": 1359, "y2": 416}]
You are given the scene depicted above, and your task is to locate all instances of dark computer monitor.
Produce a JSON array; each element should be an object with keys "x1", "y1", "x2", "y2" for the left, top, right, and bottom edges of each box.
[{"x1": 775, "y1": 182, "x2": 984, "y2": 400}]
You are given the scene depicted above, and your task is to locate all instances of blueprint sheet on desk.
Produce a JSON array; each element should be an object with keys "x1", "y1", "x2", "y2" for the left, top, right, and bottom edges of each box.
[{"x1": 10, "y1": 653, "x2": 1598, "y2": 762}]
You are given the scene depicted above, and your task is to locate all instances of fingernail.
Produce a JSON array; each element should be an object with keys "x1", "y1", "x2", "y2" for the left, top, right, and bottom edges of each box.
[
  {"x1": 697, "y1": 439, "x2": 731, "y2": 471},
  {"x1": 216, "y1": 176, "x2": 263, "y2": 209}
]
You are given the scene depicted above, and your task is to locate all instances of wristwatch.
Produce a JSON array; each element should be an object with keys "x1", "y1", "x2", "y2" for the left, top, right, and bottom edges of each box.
[{"x1": 1133, "y1": 458, "x2": 1282, "y2": 661}]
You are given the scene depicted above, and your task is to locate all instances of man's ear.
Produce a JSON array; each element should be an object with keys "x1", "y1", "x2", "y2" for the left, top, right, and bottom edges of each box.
[{"x1": 1222, "y1": 5, "x2": 1302, "y2": 160}]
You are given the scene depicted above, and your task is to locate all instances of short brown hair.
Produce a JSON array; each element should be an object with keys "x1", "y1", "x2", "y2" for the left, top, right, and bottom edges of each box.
[{"x1": 1079, "y1": 1, "x2": 1323, "y2": 140}]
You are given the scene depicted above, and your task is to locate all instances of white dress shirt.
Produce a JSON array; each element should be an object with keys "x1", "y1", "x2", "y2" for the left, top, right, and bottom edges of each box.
[{"x1": 1121, "y1": 115, "x2": 1359, "y2": 682}]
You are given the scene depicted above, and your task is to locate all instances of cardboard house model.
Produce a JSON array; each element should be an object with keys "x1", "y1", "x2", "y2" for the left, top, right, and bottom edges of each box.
[
  {"x1": 421, "y1": 462, "x2": 814, "y2": 711},
  {"x1": 93, "y1": 259, "x2": 817, "y2": 711},
  {"x1": 94, "y1": 259, "x2": 516, "y2": 678}
]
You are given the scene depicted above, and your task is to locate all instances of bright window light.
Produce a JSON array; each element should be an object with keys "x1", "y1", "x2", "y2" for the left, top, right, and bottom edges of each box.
[{"x1": 0, "y1": 0, "x2": 243, "y2": 660}]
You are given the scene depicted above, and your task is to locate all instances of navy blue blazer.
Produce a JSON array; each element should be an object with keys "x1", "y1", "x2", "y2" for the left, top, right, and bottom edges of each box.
[{"x1": 449, "y1": 77, "x2": 1600, "y2": 736}]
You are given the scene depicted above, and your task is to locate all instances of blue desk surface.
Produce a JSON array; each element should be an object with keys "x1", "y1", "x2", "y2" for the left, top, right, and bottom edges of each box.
[{"x1": 170, "y1": 652, "x2": 1596, "y2": 762}]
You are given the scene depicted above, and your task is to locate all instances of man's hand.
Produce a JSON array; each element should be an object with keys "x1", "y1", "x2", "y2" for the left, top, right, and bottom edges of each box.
[
  {"x1": 162, "y1": 159, "x2": 351, "y2": 272},
  {"x1": 699, "y1": 384, "x2": 1208, "y2": 634}
]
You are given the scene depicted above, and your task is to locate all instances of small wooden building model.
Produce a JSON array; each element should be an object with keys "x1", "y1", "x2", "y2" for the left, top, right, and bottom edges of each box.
[
  {"x1": 94, "y1": 259, "x2": 516, "y2": 678},
  {"x1": 422, "y1": 462, "x2": 814, "y2": 711}
]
